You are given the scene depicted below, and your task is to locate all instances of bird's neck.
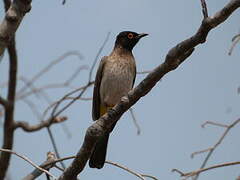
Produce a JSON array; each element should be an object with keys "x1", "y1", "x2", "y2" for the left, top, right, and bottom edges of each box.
[{"x1": 112, "y1": 45, "x2": 133, "y2": 56}]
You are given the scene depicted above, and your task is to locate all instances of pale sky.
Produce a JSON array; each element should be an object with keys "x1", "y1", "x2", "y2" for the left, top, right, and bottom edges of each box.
[{"x1": 0, "y1": 0, "x2": 240, "y2": 179}]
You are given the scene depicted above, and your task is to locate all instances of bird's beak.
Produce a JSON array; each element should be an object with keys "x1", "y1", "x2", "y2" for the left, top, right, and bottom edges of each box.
[{"x1": 136, "y1": 33, "x2": 148, "y2": 39}]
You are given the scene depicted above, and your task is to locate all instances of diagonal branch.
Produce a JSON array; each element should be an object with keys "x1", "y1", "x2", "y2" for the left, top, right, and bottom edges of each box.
[
  {"x1": 22, "y1": 152, "x2": 57, "y2": 180},
  {"x1": 58, "y1": 0, "x2": 240, "y2": 179},
  {"x1": 0, "y1": 149, "x2": 56, "y2": 179},
  {"x1": 0, "y1": 96, "x2": 8, "y2": 108}
]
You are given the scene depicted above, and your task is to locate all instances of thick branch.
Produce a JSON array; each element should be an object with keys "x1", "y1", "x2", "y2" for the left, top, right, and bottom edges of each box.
[
  {"x1": 0, "y1": 36, "x2": 17, "y2": 179},
  {"x1": 14, "y1": 116, "x2": 67, "y2": 132},
  {"x1": 0, "y1": 0, "x2": 31, "y2": 56},
  {"x1": 0, "y1": 0, "x2": 32, "y2": 178},
  {"x1": 58, "y1": 0, "x2": 240, "y2": 179}
]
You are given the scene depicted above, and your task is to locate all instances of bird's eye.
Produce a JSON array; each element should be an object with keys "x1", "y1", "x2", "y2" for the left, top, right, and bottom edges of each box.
[{"x1": 127, "y1": 33, "x2": 134, "y2": 39}]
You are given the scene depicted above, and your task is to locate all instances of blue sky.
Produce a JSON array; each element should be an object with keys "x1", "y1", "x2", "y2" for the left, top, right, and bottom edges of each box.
[{"x1": 0, "y1": 0, "x2": 240, "y2": 179}]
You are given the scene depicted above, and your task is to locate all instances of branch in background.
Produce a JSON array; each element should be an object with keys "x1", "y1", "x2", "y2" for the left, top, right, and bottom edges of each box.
[
  {"x1": 17, "y1": 51, "x2": 84, "y2": 95},
  {"x1": 0, "y1": 96, "x2": 8, "y2": 107},
  {"x1": 106, "y1": 161, "x2": 159, "y2": 180},
  {"x1": 58, "y1": 1, "x2": 240, "y2": 179},
  {"x1": 14, "y1": 116, "x2": 67, "y2": 132},
  {"x1": 88, "y1": 32, "x2": 110, "y2": 82},
  {"x1": 172, "y1": 161, "x2": 240, "y2": 179},
  {"x1": 22, "y1": 152, "x2": 57, "y2": 180},
  {"x1": 49, "y1": 32, "x2": 110, "y2": 120},
  {"x1": 200, "y1": 0, "x2": 209, "y2": 18},
  {"x1": 0, "y1": 149, "x2": 56, "y2": 179},
  {"x1": 191, "y1": 118, "x2": 240, "y2": 180},
  {"x1": 228, "y1": 33, "x2": 240, "y2": 55},
  {"x1": 129, "y1": 108, "x2": 141, "y2": 135},
  {"x1": 17, "y1": 63, "x2": 88, "y2": 100},
  {"x1": 25, "y1": 154, "x2": 158, "y2": 180},
  {"x1": 0, "y1": 0, "x2": 31, "y2": 56},
  {"x1": 0, "y1": 0, "x2": 32, "y2": 177}
]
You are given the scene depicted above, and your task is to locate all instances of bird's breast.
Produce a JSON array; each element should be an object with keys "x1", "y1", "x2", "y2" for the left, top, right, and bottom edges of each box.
[{"x1": 100, "y1": 58, "x2": 135, "y2": 106}]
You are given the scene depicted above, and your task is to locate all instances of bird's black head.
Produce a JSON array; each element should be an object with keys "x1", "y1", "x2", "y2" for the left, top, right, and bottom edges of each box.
[{"x1": 114, "y1": 31, "x2": 148, "y2": 51}]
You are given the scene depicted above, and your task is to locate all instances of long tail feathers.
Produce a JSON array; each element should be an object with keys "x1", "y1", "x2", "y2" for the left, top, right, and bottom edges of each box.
[{"x1": 89, "y1": 133, "x2": 109, "y2": 169}]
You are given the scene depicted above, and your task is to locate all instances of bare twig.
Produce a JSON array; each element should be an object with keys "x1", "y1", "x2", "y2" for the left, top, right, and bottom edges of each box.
[
  {"x1": 0, "y1": 96, "x2": 8, "y2": 107},
  {"x1": 88, "y1": 32, "x2": 110, "y2": 82},
  {"x1": 14, "y1": 116, "x2": 67, "y2": 132},
  {"x1": 18, "y1": 51, "x2": 83, "y2": 95},
  {"x1": 50, "y1": 32, "x2": 110, "y2": 119},
  {"x1": 43, "y1": 156, "x2": 76, "y2": 168},
  {"x1": 129, "y1": 108, "x2": 141, "y2": 135},
  {"x1": 200, "y1": 0, "x2": 209, "y2": 18},
  {"x1": 106, "y1": 161, "x2": 159, "y2": 180},
  {"x1": 0, "y1": 149, "x2": 56, "y2": 179},
  {"x1": 191, "y1": 118, "x2": 240, "y2": 180},
  {"x1": 54, "y1": 165, "x2": 65, "y2": 172},
  {"x1": 46, "y1": 127, "x2": 66, "y2": 169},
  {"x1": 22, "y1": 151, "x2": 57, "y2": 180},
  {"x1": 201, "y1": 121, "x2": 229, "y2": 128},
  {"x1": 228, "y1": 33, "x2": 240, "y2": 55},
  {"x1": 105, "y1": 161, "x2": 145, "y2": 180},
  {"x1": 58, "y1": 1, "x2": 240, "y2": 179},
  {"x1": 173, "y1": 161, "x2": 240, "y2": 179},
  {"x1": 141, "y1": 174, "x2": 159, "y2": 180}
]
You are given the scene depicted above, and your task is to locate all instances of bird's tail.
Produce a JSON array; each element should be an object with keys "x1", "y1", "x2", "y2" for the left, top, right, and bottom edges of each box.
[{"x1": 89, "y1": 133, "x2": 109, "y2": 169}]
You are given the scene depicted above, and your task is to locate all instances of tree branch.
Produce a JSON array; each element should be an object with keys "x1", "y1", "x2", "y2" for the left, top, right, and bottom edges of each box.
[
  {"x1": 0, "y1": 96, "x2": 8, "y2": 108},
  {"x1": 0, "y1": 149, "x2": 56, "y2": 179},
  {"x1": 22, "y1": 152, "x2": 57, "y2": 180},
  {"x1": 0, "y1": 0, "x2": 31, "y2": 57},
  {"x1": 0, "y1": 0, "x2": 32, "y2": 178},
  {"x1": 172, "y1": 161, "x2": 240, "y2": 179},
  {"x1": 57, "y1": 0, "x2": 240, "y2": 179},
  {"x1": 105, "y1": 161, "x2": 159, "y2": 180},
  {"x1": 200, "y1": 0, "x2": 209, "y2": 18},
  {"x1": 191, "y1": 118, "x2": 240, "y2": 180},
  {"x1": 14, "y1": 116, "x2": 67, "y2": 132}
]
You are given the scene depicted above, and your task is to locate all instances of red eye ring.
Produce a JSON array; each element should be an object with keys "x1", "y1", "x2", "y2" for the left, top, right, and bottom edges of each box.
[{"x1": 128, "y1": 33, "x2": 134, "y2": 39}]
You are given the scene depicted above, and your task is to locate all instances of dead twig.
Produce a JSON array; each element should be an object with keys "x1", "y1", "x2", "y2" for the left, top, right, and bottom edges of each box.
[
  {"x1": 129, "y1": 108, "x2": 141, "y2": 135},
  {"x1": 173, "y1": 161, "x2": 240, "y2": 179},
  {"x1": 228, "y1": 33, "x2": 240, "y2": 55},
  {"x1": 200, "y1": 0, "x2": 208, "y2": 18},
  {"x1": 22, "y1": 152, "x2": 57, "y2": 180},
  {"x1": 191, "y1": 118, "x2": 240, "y2": 180},
  {"x1": 0, "y1": 148, "x2": 56, "y2": 179},
  {"x1": 106, "y1": 161, "x2": 159, "y2": 180}
]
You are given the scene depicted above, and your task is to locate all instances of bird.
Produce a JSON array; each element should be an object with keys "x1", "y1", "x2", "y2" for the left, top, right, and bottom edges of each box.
[{"x1": 89, "y1": 31, "x2": 148, "y2": 169}]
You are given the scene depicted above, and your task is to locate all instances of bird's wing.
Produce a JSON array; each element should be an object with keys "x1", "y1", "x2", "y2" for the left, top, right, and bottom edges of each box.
[
  {"x1": 132, "y1": 64, "x2": 136, "y2": 88},
  {"x1": 92, "y1": 56, "x2": 107, "y2": 121}
]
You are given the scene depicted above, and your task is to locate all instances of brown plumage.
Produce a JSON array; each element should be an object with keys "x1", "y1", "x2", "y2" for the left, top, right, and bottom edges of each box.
[{"x1": 89, "y1": 31, "x2": 148, "y2": 169}]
